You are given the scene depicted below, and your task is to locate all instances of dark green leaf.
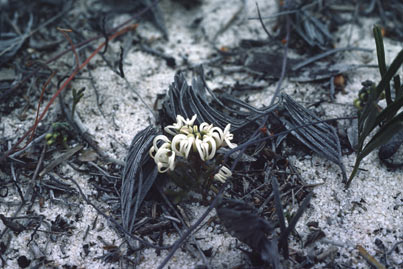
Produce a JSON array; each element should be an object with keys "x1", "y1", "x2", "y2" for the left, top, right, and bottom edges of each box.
[
  {"x1": 373, "y1": 96, "x2": 403, "y2": 129},
  {"x1": 394, "y1": 75, "x2": 402, "y2": 100},
  {"x1": 358, "y1": 84, "x2": 377, "y2": 138},
  {"x1": 349, "y1": 111, "x2": 403, "y2": 186},
  {"x1": 359, "y1": 112, "x2": 403, "y2": 161},
  {"x1": 374, "y1": 49, "x2": 403, "y2": 99},
  {"x1": 373, "y1": 25, "x2": 392, "y2": 105},
  {"x1": 358, "y1": 101, "x2": 379, "y2": 147},
  {"x1": 121, "y1": 126, "x2": 159, "y2": 247}
]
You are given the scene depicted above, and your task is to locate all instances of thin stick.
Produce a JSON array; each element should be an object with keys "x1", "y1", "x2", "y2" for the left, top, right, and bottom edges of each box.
[
  {"x1": 29, "y1": 71, "x2": 56, "y2": 144},
  {"x1": 269, "y1": 11, "x2": 290, "y2": 105},
  {"x1": 58, "y1": 28, "x2": 81, "y2": 71},
  {"x1": 1, "y1": 24, "x2": 138, "y2": 160},
  {"x1": 157, "y1": 186, "x2": 226, "y2": 269}
]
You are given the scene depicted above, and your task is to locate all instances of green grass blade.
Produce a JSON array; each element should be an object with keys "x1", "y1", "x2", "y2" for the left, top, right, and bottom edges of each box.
[
  {"x1": 347, "y1": 112, "x2": 403, "y2": 187},
  {"x1": 373, "y1": 25, "x2": 392, "y2": 105},
  {"x1": 346, "y1": 155, "x2": 363, "y2": 188},
  {"x1": 358, "y1": 85, "x2": 377, "y2": 137},
  {"x1": 375, "y1": 49, "x2": 403, "y2": 99},
  {"x1": 359, "y1": 112, "x2": 403, "y2": 161},
  {"x1": 358, "y1": 102, "x2": 379, "y2": 146},
  {"x1": 372, "y1": 95, "x2": 403, "y2": 129},
  {"x1": 394, "y1": 75, "x2": 402, "y2": 99}
]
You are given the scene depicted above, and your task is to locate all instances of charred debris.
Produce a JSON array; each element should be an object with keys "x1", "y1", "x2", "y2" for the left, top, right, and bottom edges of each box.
[{"x1": 1, "y1": 0, "x2": 402, "y2": 268}]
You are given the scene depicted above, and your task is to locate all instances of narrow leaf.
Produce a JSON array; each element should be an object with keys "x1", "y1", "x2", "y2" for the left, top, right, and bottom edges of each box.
[
  {"x1": 281, "y1": 94, "x2": 347, "y2": 180},
  {"x1": 373, "y1": 25, "x2": 392, "y2": 105},
  {"x1": 358, "y1": 102, "x2": 379, "y2": 147},
  {"x1": 373, "y1": 96, "x2": 403, "y2": 129},
  {"x1": 359, "y1": 112, "x2": 403, "y2": 161},
  {"x1": 394, "y1": 75, "x2": 402, "y2": 100},
  {"x1": 374, "y1": 49, "x2": 403, "y2": 99},
  {"x1": 121, "y1": 126, "x2": 159, "y2": 244}
]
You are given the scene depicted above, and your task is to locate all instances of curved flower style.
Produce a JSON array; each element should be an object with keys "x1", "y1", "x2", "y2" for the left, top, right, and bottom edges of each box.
[
  {"x1": 172, "y1": 134, "x2": 194, "y2": 159},
  {"x1": 214, "y1": 166, "x2": 232, "y2": 183},
  {"x1": 199, "y1": 122, "x2": 214, "y2": 134},
  {"x1": 154, "y1": 146, "x2": 176, "y2": 173},
  {"x1": 221, "y1": 124, "x2": 237, "y2": 148},
  {"x1": 210, "y1": 124, "x2": 237, "y2": 148},
  {"x1": 195, "y1": 136, "x2": 217, "y2": 161},
  {"x1": 149, "y1": 135, "x2": 176, "y2": 173},
  {"x1": 150, "y1": 115, "x2": 237, "y2": 175},
  {"x1": 149, "y1": 135, "x2": 171, "y2": 158},
  {"x1": 164, "y1": 114, "x2": 197, "y2": 135}
]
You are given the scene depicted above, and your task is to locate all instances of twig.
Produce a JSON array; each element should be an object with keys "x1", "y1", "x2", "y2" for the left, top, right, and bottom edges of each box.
[
  {"x1": 292, "y1": 47, "x2": 372, "y2": 71},
  {"x1": 58, "y1": 91, "x2": 125, "y2": 166},
  {"x1": 225, "y1": 116, "x2": 356, "y2": 160},
  {"x1": 3, "y1": 0, "x2": 160, "y2": 119},
  {"x1": 269, "y1": 10, "x2": 290, "y2": 105},
  {"x1": 58, "y1": 28, "x2": 81, "y2": 71},
  {"x1": 39, "y1": 145, "x2": 83, "y2": 177},
  {"x1": 31, "y1": 144, "x2": 47, "y2": 182},
  {"x1": 157, "y1": 185, "x2": 227, "y2": 269},
  {"x1": 1, "y1": 24, "x2": 138, "y2": 162},
  {"x1": 211, "y1": 0, "x2": 246, "y2": 44},
  {"x1": 357, "y1": 245, "x2": 386, "y2": 269},
  {"x1": 256, "y1": 3, "x2": 272, "y2": 39},
  {"x1": 157, "y1": 186, "x2": 210, "y2": 267},
  {"x1": 272, "y1": 176, "x2": 288, "y2": 258},
  {"x1": 67, "y1": 176, "x2": 170, "y2": 250}
]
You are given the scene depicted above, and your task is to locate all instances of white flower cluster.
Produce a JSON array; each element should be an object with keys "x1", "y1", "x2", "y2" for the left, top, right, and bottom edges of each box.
[{"x1": 149, "y1": 115, "x2": 236, "y2": 182}]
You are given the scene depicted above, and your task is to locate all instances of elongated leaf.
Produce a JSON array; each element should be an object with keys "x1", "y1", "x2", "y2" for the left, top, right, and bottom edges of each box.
[
  {"x1": 121, "y1": 126, "x2": 159, "y2": 247},
  {"x1": 358, "y1": 101, "x2": 379, "y2": 147},
  {"x1": 372, "y1": 96, "x2": 403, "y2": 131},
  {"x1": 159, "y1": 66, "x2": 275, "y2": 143},
  {"x1": 348, "y1": 112, "x2": 403, "y2": 187},
  {"x1": 373, "y1": 25, "x2": 392, "y2": 105},
  {"x1": 280, "y1": 93, "x2": 347, "y2": 180},
  {"x1": 359, "y1": 112, "x2": 403, "y2": 161},
  {"x1": 394, "y1": 75, "x2": 402, "y2": 99},
  {"x1": 374, "y1": 49, "x2": 403, "y2": 99},
  {"x1": 358, "y1": 82, "x2": 379, "y2": 141}
]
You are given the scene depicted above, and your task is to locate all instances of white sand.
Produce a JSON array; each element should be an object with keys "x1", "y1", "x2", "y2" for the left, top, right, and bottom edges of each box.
[{"x1": 1, "y1": 0, "x2": 402, "y2": 268}]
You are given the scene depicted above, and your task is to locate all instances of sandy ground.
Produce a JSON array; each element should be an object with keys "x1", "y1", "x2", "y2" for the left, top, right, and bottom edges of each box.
[{"x1": 1, "y1": 0, "x2": 402, "y2": 268}]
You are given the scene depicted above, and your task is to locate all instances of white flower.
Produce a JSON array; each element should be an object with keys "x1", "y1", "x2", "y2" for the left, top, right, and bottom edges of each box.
[
  {"x1": 179, "y1": 124, "x2": 197, "y2": 136},
  {"x1": 221, "y1": 124, "x2": 237, "y2": 148},
  {"x1": 154, "y1": 147, "x2": 176, "y2": 173},
  {"x1": 149, "y1": 135, "x2": 171, "y2": 158},
  {"x1": 149, "y1": 115, "x2": 237, "y2": 175},
  {"x1": 164, "y1": 114, "x2": 197, "y2": 135},
  {"x1": 149, "y1": 135, "x2": 176, "y2": 173},
  {"x1": 210, "y1": 124, "x2": 237, "y2": 148},
  {"x1": 195, "y1": 136, "x2": 216, "y2": 161},
  {"x1": 171, "y1": 134, "x2": 194, "y2": 159},
  {"x1": 182, "y1": 114, "x2": 197, "y2": 126},
  {"x1": 199, "y1": 122, "x2": 213, "y2": 134},
  {"x1": 214, "y1": 166, "x2": 232, "y2": 183}
]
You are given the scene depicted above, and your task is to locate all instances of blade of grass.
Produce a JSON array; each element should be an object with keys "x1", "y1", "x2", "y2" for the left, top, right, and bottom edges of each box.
[
  {"x1": 394, "y1": 75, "x2": 402, "y2": 99},
  {"x1": 374, "y1": 49, "x2": 403, "y2": 99},
  {"x1": 373, "y1": 25, "x2": 392, "y2": 105},
  {"x1": 359, "y1": 112, "x2": 403, "y2": 161},
  {"x1": 372, "y1": 96, "x2": 403, "y2": 129},
  {"x1": 347, "y1": 112, "x2": 403, "y2": 187}
]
